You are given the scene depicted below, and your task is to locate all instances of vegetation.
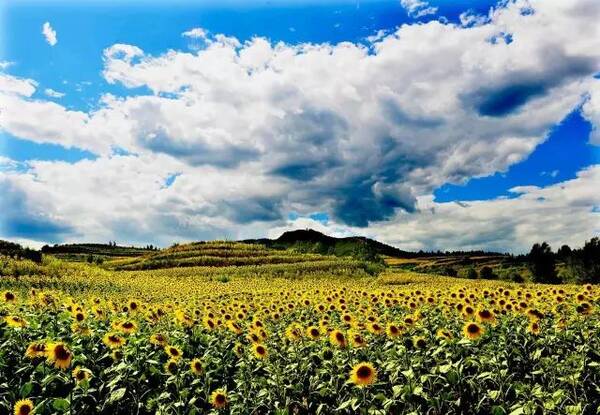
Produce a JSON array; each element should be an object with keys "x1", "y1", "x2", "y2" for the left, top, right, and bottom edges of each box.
[
  {"x1": 0, "y1": 240, "x2": 599, "y2": 414},
  {"x1": 41, "y1": 243, "x2": 155, "y2": 264},
  {"x1": 0, "y1": 240, "x2": 42, "y2": 263}
]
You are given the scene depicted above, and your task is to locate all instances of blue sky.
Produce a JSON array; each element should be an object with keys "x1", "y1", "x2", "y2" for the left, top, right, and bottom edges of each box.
[{"x1": 0, "y1": 0, "x2": 599, "y2": 251}]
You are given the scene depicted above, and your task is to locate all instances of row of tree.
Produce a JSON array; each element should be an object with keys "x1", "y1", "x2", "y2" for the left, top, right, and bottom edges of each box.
[
  {"x1": 0, "y1": 240, "x2": 42, "y2": 263},
  {"x1": 528, "y1": 237, "x2": 599, "y2": 284}
]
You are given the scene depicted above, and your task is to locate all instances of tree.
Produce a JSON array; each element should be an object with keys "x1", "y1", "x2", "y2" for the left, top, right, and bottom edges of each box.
[
  {"x1": 466, "y1": 267, "x2": 478, "y2": 279},
  {"x1": 479, "y1": 266, "x2": 496, "y2": 280},
  {"x1": 528, "y1": 242, "x2": 560, "y2": 284},
  {"x1": 568, "y1": 237, "x2": 600, "y2": 284},
  {"x1": 509, "y1": 271, "x2": 524, "y2": 283},
  {"x1": 557, "y1": 244, "x2": 572, "y2": 260}
]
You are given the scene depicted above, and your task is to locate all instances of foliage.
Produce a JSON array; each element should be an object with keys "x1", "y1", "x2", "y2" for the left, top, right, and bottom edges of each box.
[
  {"x1": 565, "y1": 238, "x2": 600, "y2": 284},
  {"x1": 0, "y1": 240, "x2": 42, "y2": 263},
  {"x1": 528, "y1": 242, "x2": 560, "y2": 284}
]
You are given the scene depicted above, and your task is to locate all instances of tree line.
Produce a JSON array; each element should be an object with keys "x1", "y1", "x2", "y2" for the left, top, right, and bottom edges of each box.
[{"x1": 526, "y1": 237, "x2": 599, "y2": 284}]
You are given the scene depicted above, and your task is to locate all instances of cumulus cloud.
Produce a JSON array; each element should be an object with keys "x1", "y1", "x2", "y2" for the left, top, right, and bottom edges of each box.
[
  {"x1": 1, "y1": 0, "x2": 599, "y2": 248},
  {"x1": 400, "y1": 0, "x2": 438, "y2": 18},
  {"x1": 182, "y1": 28, "x2": 208, "y2": 39},
  {"x1": 42, "y1": 22, "x2": 57, "y2": 46},
  {"x1": 0, "y1": 73, "x2": 37, "y2": 97},
  {"x1": 0, "y1": 61, "x2": 14, "y2": 70}
]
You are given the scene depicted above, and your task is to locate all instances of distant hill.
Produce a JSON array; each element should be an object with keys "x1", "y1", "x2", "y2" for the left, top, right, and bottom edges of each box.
[
  {"x1": 41, "y1": 243, "x2": 155, "y2": 263},
  {"x1": 244, "y1": 229, "x2": 412, "y2": 261}
]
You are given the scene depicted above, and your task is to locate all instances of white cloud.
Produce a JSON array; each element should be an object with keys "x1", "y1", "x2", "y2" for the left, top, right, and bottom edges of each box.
[
  {"x1": 1, "y1": 0, "x2": 599, "y2": 248},
  {"x1": 0, "y1": 73, "x2": 37, "y2": 97},
  {"x1": 0, "y1": 61, "x2": 14, "y2": 70},
  {"x1": 44, "y1": 88, "x2": 65, "y2": 98},
  {"x1": 582, "y1": 80, "x2": 600, "y2": 145},
  {"x1": 42, "y1": 22, "x2": 57, "y2": 46},
  {"x1": 182, "y1": 28, "x2": 208, "y2": 39},
  {"x1": 459, "y1": 10, "x2": 490, "y2": 27},
  {"x1": 400, "y1": 0, "x2": 438, "y2": 18}
]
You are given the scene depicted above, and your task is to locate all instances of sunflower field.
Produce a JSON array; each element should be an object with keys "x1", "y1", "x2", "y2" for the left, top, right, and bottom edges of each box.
[{"x1": 1, "y1": 243, "x2": 599, "y2": 414}]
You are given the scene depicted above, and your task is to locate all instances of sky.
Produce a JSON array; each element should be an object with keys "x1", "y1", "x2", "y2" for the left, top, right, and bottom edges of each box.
[{"x1": 0, "y1": 0, "x2": 599, "y2": 253}]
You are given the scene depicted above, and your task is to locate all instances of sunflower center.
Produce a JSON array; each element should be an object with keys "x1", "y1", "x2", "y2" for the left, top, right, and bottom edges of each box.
[
  {"x1": 55, "y1": 345, "x2": 71, "y2": 360},
  {"x1": 357, "y1": 366, "x2": 372, "y2": 378},
  {"x1": 467, "y1": 324, "x2": 480, "y2": 334}
]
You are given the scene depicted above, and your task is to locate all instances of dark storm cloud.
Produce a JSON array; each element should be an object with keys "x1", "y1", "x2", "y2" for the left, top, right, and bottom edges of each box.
[
  {"x1": 139, "y1": 127, "x2": 259, "y2": 168},
  {"x1": 468, "y1": 52, "x2": 598, "y2": 117}
]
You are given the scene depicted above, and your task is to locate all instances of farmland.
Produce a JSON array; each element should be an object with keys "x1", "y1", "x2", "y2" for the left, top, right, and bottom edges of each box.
[{"x1": 1, "y1": 242, "x2": 599, "y2": 414}]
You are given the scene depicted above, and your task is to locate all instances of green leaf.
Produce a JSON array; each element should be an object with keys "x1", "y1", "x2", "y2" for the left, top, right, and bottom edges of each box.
[
  {"x1": 20, "y1": 382, "x2": 33, "y2": 398},
  {"x1": 107, "y1": 387, "x2": 127, "y2": 404},
  {"x1": 52, "y1": 398, "x2": 70, "y2": 412}
]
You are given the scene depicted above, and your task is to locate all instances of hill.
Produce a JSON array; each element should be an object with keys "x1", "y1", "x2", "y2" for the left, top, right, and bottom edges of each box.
[
  {"x1": 244, "y1": 229, "x2": 411, "y2": 261},
  {"x1": 41, "y1": 243, "x2": 155, "y2": 263},
  {"x1": 100, "y1": 241, "x2": 380, "y2": 275}
]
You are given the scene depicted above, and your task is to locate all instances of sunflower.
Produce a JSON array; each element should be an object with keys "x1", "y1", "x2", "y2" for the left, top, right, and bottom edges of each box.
[
  {"x1": 412, "y1": 336, "x2": 427, "y2": 349},
  {"x1": 210, "y1": 389, "x2": 228, "y2": 409},
  {"x1": 576, "y1": 302, "x2": 593, "y2": 316},
  {"x1": 165, "y1": 345, "x2": 183, "y2": 360},
  {"x1": 103, "y1": 333, "x2": 126, "y2": 349},
  {"x1": 3, "y1": 291, "x2": 16, "y2": 304},
  {"x1": 25, "y1": 341, "x2": 47, "y2": 359},
  {"x1": 285, "y1": 324, "x2": 302, "y2": 341},
  {"x1": 111, "y1": 349, "x2": 124, "y2": 362},
  {"x1": 233, "y1": 342, "x2": 244, "y2": 357},
  {"x1": 349, "y1": 362, "x2": 377, "y2": 387},
  {"x1": 252, "y1": 343, "x2": 268, "y2": 359},
  {"x1": 150, "y1": 333, "x2": 168, "y2": 347},
  {"x1": 47, "y1": 342, "x2": 73, "y2": 370},
  {"x1": 367, "y1": 322, "x2": 384, "y2": 335},
  {"x1": 13, "y1": 399, "x2": 34, "y2": 415},
  {"x1": 436, "y1": 328, "x2": 453, "y2": 341},
  {"x1": 528, "y1": 321, "x2": 541, "y2": 335},
  {"x1": 386, "y1": 324, "x2": 402, "y2": 338},
  {"x1": 202, "y1": 317, "x2": 216, "y2": 330},
  {"x1": 71, "y1": 323, "x2": 92, "y2": 336},
  {"x1": 306, "y1": 326, "x2": 321, "y2": 339},
  {"x1": 349, "y1": 331, "x2": 367, "y2": 348},
  {"x1": 118, "y1": 320, "x2": 138, "y2": 334},
  {"x1": 247, "y1": 331, "x2": 261, "y2": 343},
  {"x1": 164, "y1": 359, "x2": 178, "y2": 375},
  {"x1": 226, "y1": 321, "x2": 243, "y2": 335},
  {"x1": 477, "y1": 309, "x2": 495, "y2": 324},
  {"x1": 72, "y1": 311, "x2": 86, "y2": 323},
  {"x1": 72, "y1": 366, "x2": 92, "y2": 383},
  {"x1": 5, "y1": 315, "x2": 28, "y2": 328},
  {"x1": 329, "y1": 329, "x2": 347, "y2": 348},
  {"x1": 463, "y1": 322, "x2": 484, "y2": 340},
  {"x1": 190, "y1": 358, "x2": 203, "y2": 375}
]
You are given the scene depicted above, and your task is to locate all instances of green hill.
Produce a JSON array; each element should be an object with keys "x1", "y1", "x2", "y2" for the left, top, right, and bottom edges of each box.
[
  {"x1": 244, "y1": 229, "x2": 410, "y2": 261},
  {"x1": 102, "y1": 241, "x2": 364, "y2": 271}
]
